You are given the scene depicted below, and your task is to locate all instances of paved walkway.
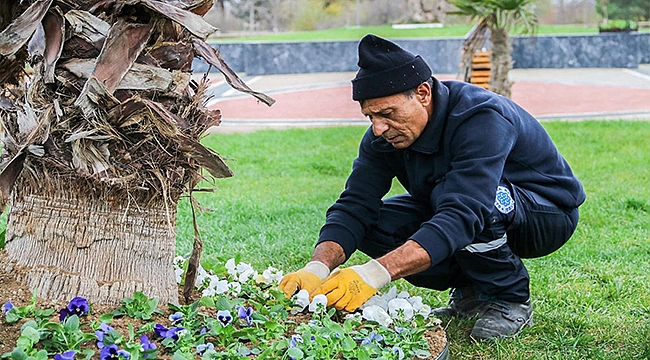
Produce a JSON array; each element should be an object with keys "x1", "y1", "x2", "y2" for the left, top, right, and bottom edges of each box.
[{"x1": 203, "y1": 66, "x2": 650, "y2": 133}]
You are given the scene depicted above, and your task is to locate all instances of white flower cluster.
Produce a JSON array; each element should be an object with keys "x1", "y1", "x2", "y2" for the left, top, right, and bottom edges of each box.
[
  {"x1": 173, "y1": 257, "x2": 284, "y2": 298},
  {"x1": 173, "y1": 258, "x2": 440, "y2": 329},
  {"x1": 291, "y1": 290, "x2": 328, "y2": 314},
  {"x1": 359, "y1": 286, "x2": 438, "y2": 328}
]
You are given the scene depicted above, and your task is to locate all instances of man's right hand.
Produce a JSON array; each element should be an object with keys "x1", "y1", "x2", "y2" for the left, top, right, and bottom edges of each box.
[{"x1": 279, "y1": 261, "x2": 330, "y2": 298}]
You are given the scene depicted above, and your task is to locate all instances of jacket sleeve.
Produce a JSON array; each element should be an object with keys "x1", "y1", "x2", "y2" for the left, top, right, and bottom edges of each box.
[
  {"x1": 317, "y1": 128, "x2": 395, "y2": 260},
  {"x1": 409, "y1": 111, "x2": 517, "y2": 267}
]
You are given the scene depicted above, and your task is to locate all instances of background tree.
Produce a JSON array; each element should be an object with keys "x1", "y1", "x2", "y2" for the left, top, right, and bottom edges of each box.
[
  {"x1": 596, "y1": 0, "x2": 649, "y2": 21},
  {"x1": 450, "y1": 0, "x2": 538, "y2": 98},
  {"x1": 0, "y1": 0, "x2": 273, "y2": 305}
]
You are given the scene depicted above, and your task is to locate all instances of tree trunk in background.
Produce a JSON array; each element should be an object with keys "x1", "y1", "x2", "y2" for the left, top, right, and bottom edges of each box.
[
  {"x1": 404, "y1": 0, "x2": 448, "y2": 23},
  {"x1": 4, "y1": 179, "x2": 178, "y2": 305},
  {"x1": 489, "y1": 27, "x2": 513, "y2": 98}
]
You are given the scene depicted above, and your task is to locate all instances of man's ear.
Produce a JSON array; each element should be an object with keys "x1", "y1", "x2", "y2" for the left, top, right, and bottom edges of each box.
[{"x1": 416, "y1": 82, "x2": 432, "y2": 107}]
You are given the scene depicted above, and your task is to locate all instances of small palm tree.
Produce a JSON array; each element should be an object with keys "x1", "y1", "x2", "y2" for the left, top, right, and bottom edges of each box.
[
  {"x1": 451, "y1": 0, "x2": 538, "y2": 98},
  {"x1": 0, "y1": 0, "x2": 273, "y2": 305}
]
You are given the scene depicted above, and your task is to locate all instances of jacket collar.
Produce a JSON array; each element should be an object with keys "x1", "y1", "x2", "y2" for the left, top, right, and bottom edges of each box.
[{"x1": 371, "y1": 77, "x2": 449, "y2": 154}]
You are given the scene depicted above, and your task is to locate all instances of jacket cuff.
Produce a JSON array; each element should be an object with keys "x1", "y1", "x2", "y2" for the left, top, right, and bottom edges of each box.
[{"x1": 409, "y1": 225, "x2": 454, "y2": 267}]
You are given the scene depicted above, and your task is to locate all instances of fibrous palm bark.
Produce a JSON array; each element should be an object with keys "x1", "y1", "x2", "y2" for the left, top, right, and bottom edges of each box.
[
  {"x1": 490, "y1": 27, "x2": 512, "y2": 98},
  {"x1": 0, "y1": 0, "x2": 274, "y2": 305}
]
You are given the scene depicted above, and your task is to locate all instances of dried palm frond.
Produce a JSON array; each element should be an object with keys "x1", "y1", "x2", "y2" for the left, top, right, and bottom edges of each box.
[{"x1": 0, "y1": 0, "x2": 275, "y2": 212}]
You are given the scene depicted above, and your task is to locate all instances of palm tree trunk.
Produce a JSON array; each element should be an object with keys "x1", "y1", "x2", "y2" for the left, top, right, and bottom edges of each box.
[
  {"x1": 489, "y1": 28, "x2": 513, "y2": 98},
  {"x1": 4, "y1": 177, "x2": 178, "y2": 305}
]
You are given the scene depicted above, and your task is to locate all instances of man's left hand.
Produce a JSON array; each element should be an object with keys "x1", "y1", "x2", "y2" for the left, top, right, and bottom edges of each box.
[{"x1": 314, "y1": 259, "x2": 391, "y2": 312}]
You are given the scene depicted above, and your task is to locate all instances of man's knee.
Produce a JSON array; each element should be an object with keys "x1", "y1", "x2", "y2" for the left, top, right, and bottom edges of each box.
[{"x1": 507, "y1": 186, "x2": 580, "y2": 258}]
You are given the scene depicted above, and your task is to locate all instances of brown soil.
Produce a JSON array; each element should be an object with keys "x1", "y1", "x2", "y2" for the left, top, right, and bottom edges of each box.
[{"x1": 0, "y1": 251, "x2": 446, "y2": 358}]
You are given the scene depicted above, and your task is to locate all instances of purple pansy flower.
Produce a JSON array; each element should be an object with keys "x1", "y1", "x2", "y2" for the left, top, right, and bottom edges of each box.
[
  {"x1": 169, "y1": 312, "x2": 183, "y2": 325},
  {"x1": 95, "y1": 322, "x2": 114, "y2": 349},
  {"x1": 139, "y1": 334, "x2": 157, "y2": 359},
  {"x1": 236, "y1": 305, "x2": 254, "y2": 326},
  {"x1": 2, "y1": 302, "x2": 13, "y2": 315},
  {"x1": 289, "y1": 335, "x2": 303, "y2": 348},
  {"x1": 196, "y1": 343, "x2": 215, "y2": 355},
  {"x1": 153, "y1": 324, "x2": 185, "y2": 342},
  {"x1": 237, "y1": 346, "x2": 252, "y2": 356},
  {"x1": 99, "y1": 344, "x2": 130, "y2": 360},
  {"x1": 54, "y1": 350, "x2": 76, "y2": 360},
  {"x1": 216, "y1": 310, "x2": 233, "y2": 326},
  {"x1": 393, "y1": 346, "x2": 405, "y2": 359},
  {"x1": 361, "y1": 331, "x2": 383, "y2": 345},
  {"x1": 59, "y1": 297, "x2": 90, "y2": 321}
]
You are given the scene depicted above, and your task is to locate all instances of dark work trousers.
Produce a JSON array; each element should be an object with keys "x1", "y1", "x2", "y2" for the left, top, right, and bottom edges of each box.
[{"x1": 356, "y1": 183, "x2": 580, "y2": 303}]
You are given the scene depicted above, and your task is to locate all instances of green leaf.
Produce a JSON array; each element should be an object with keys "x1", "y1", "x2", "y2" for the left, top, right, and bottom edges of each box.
[
  {"x1": 286, "y1": 347, "x2": 304, "y2": 359},
  {"x1": 81, "y1": 349, "x2": 94, "y2": 360},
  {"x1": 21, "y1": 327, "x2": 40, "y2": 344},
  {"x1": 0, "y1": 230, "x2": 6, "y2": 249},
  {"x1": 33, "y1": 350, "x2": 47, "y2": 360},
  {"x1": 15, "y1": 338, "x2": 32, "y2": 351},
  {"x1": 10, "y1": 348, "x2": 28, "y2": 360},
  {"x1": 98, "y1": 313, "x2": 114, "y2": 323},
  {"x1": 413, "y1": 349, "x2": 431, "y2": 358},
  {"x1": 171, "y1": 351, "x2": 192, "y2": 360},
  {"x1": 342, "y1": 336, "x2": 357, "y2": 351},
  {"x1": 5, "y1": 308, "x2": 22, "y2": 324},
  {"x1": 64, "y1": 315, "x2": 80, "y2": 332},
  {"x1": 147, "y1": 298, "x2": 159, "y2": 311},
  {"x1": 199, "y1": 297, "x2": 215, "y2": 307},
  {"x1": 128, "y1": 323, "x2": 135, "y2": 341},
  {"x1": 215, "y1": 297, "x2": 231, "y2": 311}
]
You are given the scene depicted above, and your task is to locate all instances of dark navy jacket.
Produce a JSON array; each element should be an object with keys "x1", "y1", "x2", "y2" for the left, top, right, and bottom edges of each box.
[{"x1": 318, "y1": 78, "x2": 586, "y2": 267}]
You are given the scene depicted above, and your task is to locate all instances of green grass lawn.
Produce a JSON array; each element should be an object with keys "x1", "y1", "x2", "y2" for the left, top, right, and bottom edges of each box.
[
  {"x1": 211, "y1": 24, "x2": 600, "y2": 42},
  {"x1": 176, "y1": 120, "x2": 650, "y2": 359}
]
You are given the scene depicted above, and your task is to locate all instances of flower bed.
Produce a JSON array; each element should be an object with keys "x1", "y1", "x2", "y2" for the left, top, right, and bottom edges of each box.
[{"x1": 0, "y1": 254, "x2": 447, "y2": 359}]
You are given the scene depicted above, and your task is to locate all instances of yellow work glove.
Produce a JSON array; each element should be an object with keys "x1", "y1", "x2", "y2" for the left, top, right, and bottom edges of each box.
[
  {"x1": 279, "y1": 261, "x2": 330, "y2": 298},
  {"x1": 314, "y1": 259, "x2": 391, "y2": 312}
]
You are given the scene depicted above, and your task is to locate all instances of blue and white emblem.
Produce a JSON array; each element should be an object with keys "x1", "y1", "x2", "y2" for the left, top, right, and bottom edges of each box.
[{"x1": 494, "y1": 185, "x2": 514, "y2": 214}]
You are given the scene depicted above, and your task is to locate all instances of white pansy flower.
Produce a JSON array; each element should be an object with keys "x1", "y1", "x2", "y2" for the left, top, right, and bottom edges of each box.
[
  {"x1": 291, "y1": 290, "x2": 310, "y2": 314},
  {"x1": 381, "y1": 286, "x2": 399, "y2": 302},
  {"x1": 174, "y1": 267, "x2": 184, "y2": 284},
  {"x1": 360, "y1": 295, "x2": 389, "y2": 311},
  {"x1": 235, "y1": 262, "x2": 257, "y2": 283},
  {"x1": 208, "y1": 277, "x2": 229, "y2": 295},
  {"x1": 362, "y1": 305, "x2": 393, "y2": 328},
  {"x1": 195, "y1": 266, "x2": 211, "y2": 288},
  {"x1": 309, "y1": 294, "x2": 328, "y2": 313},
  {"x1": 202, "y1": 286, "x2": 216, "y2": 297},
  {"x1": 408, "y1": 296, "x2": 424, "y2": 312},
  {"x1": 262, "y1": 267, "x2": 283, "y2": 284},
  {"x1": 388, "y1": 298, "x2": 414, "y2": 321},
  {"x1": 418, "y1": 304, "x2": 432, "y2": 318},
  {"x1": 225, "y1": 258, "x2": 237, "y2": 277},
  {"x1": 344, "y1": 313, "x2": 362, "y2": 321},
  {"x1": 397, "y1": 291, "x2": 410, "y2": 299},
  {"x1": 255, "y1": 274, "x2": 268, "y2": 284}
]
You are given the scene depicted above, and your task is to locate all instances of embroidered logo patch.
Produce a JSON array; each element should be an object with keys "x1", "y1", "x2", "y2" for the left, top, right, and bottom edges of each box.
[{"x1": 494, "y1": 185, "x2": 515, "y2": 214}]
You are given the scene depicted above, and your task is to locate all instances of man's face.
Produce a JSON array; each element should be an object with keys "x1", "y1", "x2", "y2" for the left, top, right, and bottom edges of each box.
[{"x1": 360, "y1": 83, "x2": 432, "y2": 149}]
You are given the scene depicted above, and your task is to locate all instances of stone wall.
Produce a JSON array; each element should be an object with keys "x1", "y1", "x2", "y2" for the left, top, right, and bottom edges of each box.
[{"x1": 195, "y1": 32, "x2": 650, "y2": 75}]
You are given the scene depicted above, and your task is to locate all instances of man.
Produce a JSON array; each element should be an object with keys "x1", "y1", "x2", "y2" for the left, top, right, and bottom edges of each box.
[{"x1": 279, "y1": 34, "x2": 585, "y2": 341}]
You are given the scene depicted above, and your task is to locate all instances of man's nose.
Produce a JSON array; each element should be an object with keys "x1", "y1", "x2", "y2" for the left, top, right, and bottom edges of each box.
[{"x1": 372, "y1": 119, "x2": 389, "y2": 136}]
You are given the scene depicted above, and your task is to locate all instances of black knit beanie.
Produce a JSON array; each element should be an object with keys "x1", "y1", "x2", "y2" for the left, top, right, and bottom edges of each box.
[{"x1": 352, "y1": 34, "x2": 432, "y2": 101}]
